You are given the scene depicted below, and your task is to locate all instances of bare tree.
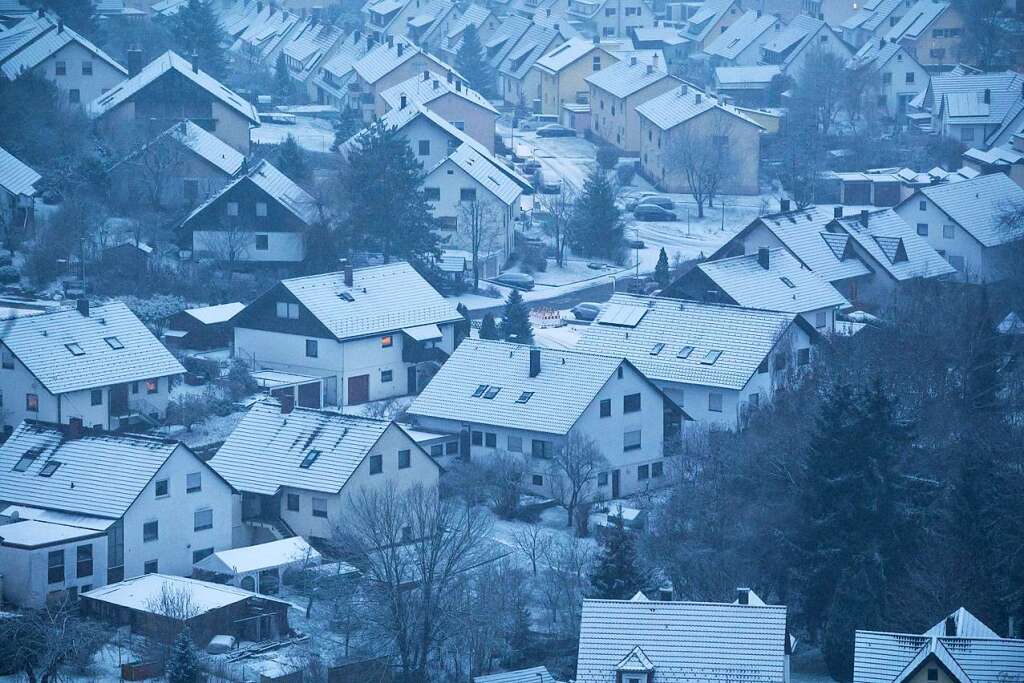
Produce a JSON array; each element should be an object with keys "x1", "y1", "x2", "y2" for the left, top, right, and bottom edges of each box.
[
  {"x1": 121, "y1": 124, "x2": 192, "y2": 210},
  {"x1": 145, "y1": 583, "x2": 201, "y2": 663},
  {"x1": 538, "y1": 536, "x2": 594, "y2": 636},
  {"x1": 668, "y1": 116, "x2": 739, "y2": 218},
  {"x1": 457, "y1": 199, "x2": 503, "y2": 292},
  {"x1": 539, "y1": 186, "x2": 576, "y2": 267},
  {"x1": 547, "y1": 432, "x2": 607, "y2": 531},
  {"x1": 510, "y1": 523, "x2": 553, "y2": 576},
  {"x1": 0, "y1": 599, "x2": 110, "y2": 683},
  {"x1": 201, "y1": 215, "x2": 252, "y2": 268}
]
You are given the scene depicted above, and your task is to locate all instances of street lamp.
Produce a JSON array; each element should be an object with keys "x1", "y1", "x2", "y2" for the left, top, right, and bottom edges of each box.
[{"x1": 633, "y1": 227, "x2": 640, "y2": 282}]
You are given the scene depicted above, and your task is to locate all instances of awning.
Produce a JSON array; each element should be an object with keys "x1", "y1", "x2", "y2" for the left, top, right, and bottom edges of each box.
[{"x1": 403, "y1": 323, "x2": 443, "y2": 342}]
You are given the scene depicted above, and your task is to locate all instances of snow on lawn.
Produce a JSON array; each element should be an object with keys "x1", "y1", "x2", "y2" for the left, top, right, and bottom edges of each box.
[
  {"x1": 517, "y1": 259, "x2": 627, "y2": 287},
  {"x1": 252, "y1": 116, "x2": 336, "y2": 152},
  {"x1": 533, "y1": 322, "x2": 585, "y2": 350}
]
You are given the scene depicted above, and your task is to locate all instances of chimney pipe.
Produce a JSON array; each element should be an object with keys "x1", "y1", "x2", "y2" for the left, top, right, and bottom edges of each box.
[
  {"x1": 695, "y1": 93, "x2": 702, "y2": 104},
  {"x1": 646, "y1": 64, "x2": 653, "y2": 75},
  {"x1": 77, "y1": 298, "x2": 90, "y2": 317},
  {"x1": 455, "y1": 80, "x2": 462, "y2": 91},
  {"x1": 37, "y1": 7, "x2": 44, "y2": 17},
  {"x1": 630, "y1": 55, "x2": 637, "y2": 66},
  {"x1": 387, "y1": 35, "x2": 394, "y2": 48},
  {"x1": 652, "y1": 53, "x2": 658, "y2": 69},
  {"x1": 353, "y1": 28, "x2": 361, "y2": 42},
  {"x1": 127, "y1": 48, "x2": 143, "y2": 78},
  {"x1": 860, "y1": 209, "x2": 869, "y2": 227},
  {"x1": 57, "y1": 19, "x2": 63, "y2": 33},
  {"x1": 397, "y1": 42, "x2": 404, "y2": 57},
  {"x1": 280, "y1": 394, "x2": 295, "y2": 414},
  {"x1": 983, "y1": 88, "x2": 991, "y2": 104},
  {"x1": 446, "y1": 70, "x2": 453, "y2": 83},
  {"x1": 400, "y1": 93, "x2": 407, "y2": 109},
  {"x1": 191, "y1": 51, "x2": 200, "y2": 73},
  {"x1": 780, "y1": 198, "x2": 790, "y2": 212},
  {"x1": 834, "y1": 206, "x2": 843, "y2": 218},
  {"x1": 423, "y1": 69, "x2": 430, "y2": 81},
  {"x1": 432, "y1": 79, "x2": 439, "y2": 90},
  {"x1": 757, "y1": 248, "x2": 770, "y2": 270},
  {"x1": 343, "y1": 260, "x2": 354, "y2": 287},
  {"x1": 737, "y1": 587, "x2": 750, "y2": 605},
  {"x1": 529, "y1": 348, "x2": 541, "y2": 377},
  {"x1": 68, "y1": 417, "x2": 84, "y2": 440},
  {"x1": 945, "y1": 615, "x2": 957, "y2": 637}
]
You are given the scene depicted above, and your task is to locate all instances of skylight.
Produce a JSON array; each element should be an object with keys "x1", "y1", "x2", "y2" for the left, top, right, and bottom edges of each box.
[
  {"x1": 338, "y1": 292, "x2": 355, "y2": 302},
  {"x1": 677, "y1": 345, "x2": 694, "y2": 359},
  {"x1": 39, "y1": 461, "x2": 62, "y2": 477},
  {"x1": 472, "y1": 384, "x2": 488, "y2": 397},
  {"x1": 12, "y1": 447, "x2": 43, "y2": 472},
  {"x1": 516, "y1": 391, "x2": 534, "y2": 404},
  {"x1": 650, "y1": 343, "x2": 665, "y2": 355},
  {"x1": 65, "y1": 343, "x2": 85, "y2": 356},
  {"x1": 105, "y1": 336, "x2": 124, "y2": 350},
  {"x1": 300, "y1": 449, "x2": 321, "y2": 468},
  {"x1": 483, "y1": 386, "x2": 501, "y2": 399},
  {"x1": 780, "y1": 277, "x2": 796, "y2": 288},
  {"x1": 701, "y1": 350, "x2": 723, "y2": 365}
]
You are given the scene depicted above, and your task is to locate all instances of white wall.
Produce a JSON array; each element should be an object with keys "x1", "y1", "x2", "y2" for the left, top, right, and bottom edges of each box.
[
  {"x1": 895, "y1": 196, "x2": 990, "y2": 282},
  {"x1": 0, "y1": 532, "x2": 108, "y2": 609},
  {"x1": 39, "y1": 40, "x2": 125, "y2": 107},
  {"x1": 193, "y1": 230, "x2": 306, "y2": 263}
]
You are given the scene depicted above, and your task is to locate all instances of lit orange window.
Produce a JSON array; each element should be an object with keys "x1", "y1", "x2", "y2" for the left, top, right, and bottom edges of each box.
[{"x1": 381, "y1": 335, "x2": 393, "y2": 348}]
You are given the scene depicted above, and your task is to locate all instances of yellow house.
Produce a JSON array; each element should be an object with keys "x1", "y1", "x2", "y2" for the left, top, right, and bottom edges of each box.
[
  {"x1": 586, "y1": 54, "x2": 680, "y2": 153},
  {"x1": 883, "y1": 0, "x2": 964, "y2": 68},
  {"x1": 530, "y1": 37, "x2": 619, "y2": 115}
]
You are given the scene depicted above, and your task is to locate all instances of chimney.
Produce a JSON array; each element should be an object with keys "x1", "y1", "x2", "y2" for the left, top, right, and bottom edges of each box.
[
  {"x1": 630, "y1": 55, "x2": 637, "y2": 66},
  {"x1": 353, "y1": 28, "x2": 361, "y2": 43},
  {"x1": 529, "y1": 348, "x2": 541, "y2": 377},
  {"x1": 68, "y1": 417, "x2": 84, "y2": 440},
  {"x1": 343, "y1": 260, "x2": 354, "y2": 287},
  {"x1": 397, "y1": 42, "x2": 404, "y2": 57},
  {"x1": 257, "y1": 1, "x2": 263, "y2": 11},
  {"x1": 280, "y1": 394, "x2": 295, "y2": 414},
  {"x1": 546, "y1": 7, "x2": 551, "y2": 15},
  {"x1": 592, "y1": 34, "x2": 599, "y2": 44},
  {"x1": 127, "y1": 48, "x2": 143, "y2": 78},
  {"x1": 945, "y1": 615, "x2": 957, "y2": 637},
  {"x1": 757, "y1": 247, "x2": 770, "y2": 270},
  {"x1": 423, "y1": 69, "x2": 430, "y2": 81},
  {"x1": 780, "y1": 198, "x2": 791, "y2": 212},
  {"x1": 367, "y1": 35, "x2": 375, "y2": 49},
  {"x1": 833, "y1": 206, "x2": 843, "y2": 218},
  {"x1": 646, "y1": 64, "x2": 653, "y2": 75},
  {"x1": 653, "y1": 53, "x2": 659, "y2": 69},
  {"x1": 432, "y1": 79, "x2": 439, "y2": 90},
  {"x1": 191, "y1": 51, "x2": 200, "y2": 73},
  {"x1": 680, "y1": 84, "x2": 688, "y2": 96},
  {"x1": 57, "y1": 19, "x2": 63, "y2": 33},
  {"x1": 77, "y1": 298, "x2": 90, "y2": 317},
  {"x1": 737, "y1": 587, "x2": 750, "y2": 605},
  {"x1": 37, "y1": 7, "x2": 44, "y2": 17},
  {"x1": 983, "y1": 88, "x2": 991, "y2": 104},
  {"x1": 860, "y1": 209, "x2": 870, "y2": 227},
  {"x1": 387, "y1": 35, "x2": 394, "y2": 48},
  {"x1": 756, "y1": 8, "x2": 762, "y2": 17},
  {"x1": 455, "y1": 80, "x2": 462, "y2": 92},
  {"x1": 695, "y1": 93, "x2": 702, "y2": 104},
  {"x1": 553, "y1": 22, "x2": 559, "y2": 30},
  {"x1": 879, "y1": 39, "x2": 885, "y2": 48}
]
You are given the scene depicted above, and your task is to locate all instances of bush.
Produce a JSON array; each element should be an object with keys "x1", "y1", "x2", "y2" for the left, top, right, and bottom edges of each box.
[
  {"x1": 0, "y1": 265, "x2": 19, "y2": 284},
  {"x1": 223, "y1": 360, "x2": 258, "y2": 401},
  {"x1": 616, "y1": 164, "x2": 635, "y2": 186},
  {"x1": 167, "y1": 389, "x2": 234, "y2": 430},
  {"x1": 596, "y1": 146, "x2": 619, "y2": 170}
]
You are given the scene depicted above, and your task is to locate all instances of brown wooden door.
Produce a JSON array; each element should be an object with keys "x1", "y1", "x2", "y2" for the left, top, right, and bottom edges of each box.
[{"x1": 347, "y1": 374, "x2": 369, "y2": 405}]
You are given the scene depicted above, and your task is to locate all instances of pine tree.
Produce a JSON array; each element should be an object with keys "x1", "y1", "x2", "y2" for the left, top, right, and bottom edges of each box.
[
  {"x1": 165, "y1": 629, "x2": 199, "y2": 683},
  {"x1": 339, "y1": 119, "x2": 443, "y2": 265},
  {"x1": 569, "y1": 166, "x2": 623, "y2": 261},
  {"x1": 277, "y1": 134, "x2": 310, "y2": 184},
  {"x1": 589, "y1": 518, "x2": 649, "y2": 599},
  {"x1": 172, "y1": 0, "x2": 228, "y2": 79},
  {"x1": 823, "y1": 562, "x2": 883, "y2": 682},
  {"x1": 654, "y1": 247, "x2": 670, "y2": 288},
  {"x1": 274, "y1": 53, "x2": 294, "y2": 101},
  {"x1": 479, "y1": 312, "x2": 499, "y2": 340},
  {"x1": 500, "y1": 289, "x2": 533, "y2": 344},
  {"x1": 331, "y1": 107, "x2": 363, "y2": 151},
  {"x1": 455, "y1": 25, "x2": 495, "y2": 98}
]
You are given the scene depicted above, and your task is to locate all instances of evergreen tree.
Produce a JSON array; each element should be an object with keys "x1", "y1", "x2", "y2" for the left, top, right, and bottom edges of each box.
[
  {"x1": 455, "y1": 25, "x2": 495, "y2": 98},
  {"x1": 274, "y1": 52, "x2": 294, "y2": 101},
  {"x1": 39, "y1": 0, "x2": 97, "y2": 38},
  {"x1": 172, "y1": 0, "x2": 228, "y2": 79},
  {"x1": 276, "y1": 134, "x2": 310, "y2": 184},
  {"x1": 165, "y1": 629, "x2": 199, "y2": 683},
  {"x1": 331, "y1": 107, "x2": 363, "y2": 151},
  {"x1": 339, "y1": 119, "x2": 443, "y2": 264},
  {"x1": 822, "y1": 562, "x2": 883, "y2": 682},
  {"x1": 654, "y1": 247, "x2": 670, "y2": 288},
  {"x1": 589, "y1": 518, "x2": 649, "y2": 599},
  {"x1": 569, "y1": 166, "x2": 623, "y2": 261},
  {"x1": 500, "y1": 289, "x2": 533, "y2": 344},
  {"x1": 479, "y1": 312, "x2": 499, "y2": 340}
]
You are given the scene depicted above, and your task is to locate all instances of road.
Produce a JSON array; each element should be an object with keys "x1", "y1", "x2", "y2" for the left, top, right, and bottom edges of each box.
[{"x1": 465, "y1": 278, "x2": 618, "y2": 319}]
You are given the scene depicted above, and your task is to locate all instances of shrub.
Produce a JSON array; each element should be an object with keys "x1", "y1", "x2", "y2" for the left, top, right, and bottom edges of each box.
[
  {"x1": 616, "y1": 164, "x2": 635, "y2": 186},
  {"x1": 596, "y1": 146, "x2": 619, "y2": 170},
  {"x1": 223, "y1": 359, "x2": 258, "y2": 401},
  {"x1": 0, "y1": 265, "x2": 19, "y2": 284}
]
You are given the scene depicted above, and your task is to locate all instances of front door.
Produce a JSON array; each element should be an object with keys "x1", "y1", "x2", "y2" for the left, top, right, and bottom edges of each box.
[
  {"x1": 109, "y1": 384, "x2": 129, "y2": 418},
  {"x1": 407, "y1": 365, "x2": 418, "y2": 395},
  {"x1": 347, "y1": 374, "x2": 370, "y2": 405},
  {"x1": 611, "y1": 469, "x2": 620, "y2": 498}
]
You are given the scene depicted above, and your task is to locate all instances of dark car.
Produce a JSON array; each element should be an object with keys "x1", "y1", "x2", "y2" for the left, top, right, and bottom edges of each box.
[
  {"x1": 617, "y1": 275, "x2": 657, "y2": 294},
  {"x1": 627, "y1": 239, "x2": 646, "y2": 249},
  {"x1": 633, "y1": 204, "x2": 677, "y2": 221},
  {"x1": 571, "y1": 302, "x2": 602, "y2": 321},
  {"x1": 495, "y1": 272, "x2": 536, "y2": 290},
  {"x1": 642, "y1": 195, "x2": 675, "y2": 209},
  {"x1": 536, "y1": 124, "x2": 576, "y2": 137},
  {"x1": 521, "y1": 159, "x2": 541, "y2": 174}
]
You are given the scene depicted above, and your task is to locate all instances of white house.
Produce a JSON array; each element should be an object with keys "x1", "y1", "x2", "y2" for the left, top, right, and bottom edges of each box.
[
  {"x1": 232, "y1": 261, "x2": 466, "y2": 406},
  {"x1": 0, "y1": 300, "x2": 184, "y2": 433},
  {"x1": 703, "y1": 10, "x2": 784, "y2": 67},
  {"x1": 847, "y1": 39, "x2": 928, "y2": 124},
  {"x1": 682, "y1": 0, "x2": 745, "y2": 51},
  {"x1": 0, "y1": 145, "x2": 40, "y2": 232},
  {"x1": 405, "y1": 340, "x2": 686, "y2": 499},
  {"x1": 0, "y1": 421, "x2": 234, "y2": 608},
  {"x1": 209, "y1": 398, "x2": 441, "y2": 543},
  {"x1": 565, "y1": 0, "x2": 655, "y2": 40},
  {"x1": 840, "y1": 0, "x2": 915, "y2": 49},
  {"x1": 758, "y1": 14, "x2": 852, "y2": 79},
  {"x1": 575, "y1": 294, "x2": 818, "y2": 430},
  {"x1": 895, "y1": 173, "x2": 1024, "y2": 283}
]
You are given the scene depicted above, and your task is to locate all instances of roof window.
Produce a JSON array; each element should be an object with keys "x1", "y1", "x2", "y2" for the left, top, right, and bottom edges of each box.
[
  {"x1": 650, "y1": 343, "x2": 665, "y2": 355},
  {"x1": 65, "y1": 343, "x2": 85, "y2": 356},
  {"x1": 677, "y1": 345, "x2": 694, "y2": 359},
  {"x1": 780, "y1": 276, "x2": 796, "y2": 288},
  {"x1": 483, "y1": 386, "x2": 501, "y2": 399},
  {"x1": 39, "y1": 461, "x2": 62, "y2": 477},
  {"x1": 13, "y1": 447, "x2": 44, "y2": 472},
  {"x1": 701, "y1": 350, "x2": 723, "y2": 365},
  {"x1": 104, "y1": 336, "x2": 124, "y2": 350},
  {"x1": 516, "y1": 391, "x2": 534, "y2": 404},
  {"x1": 338, "y1": 292, "x2": 355, "y2": 302},
  {"x1": 300, "y1": 449, "x2": 321, "y2": 468},
  {"x1": 472, "y1": 384, "x2": 488, "y2": 397}
]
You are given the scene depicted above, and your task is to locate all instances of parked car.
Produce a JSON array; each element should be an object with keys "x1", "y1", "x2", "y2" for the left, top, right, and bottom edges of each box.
[
  {"x1": 587, "y1": 262, "x2": 606, "y2": 270},
  {"x1": 495, "y1": 272, "x2": 535, "y2": 290},
  {"x1": 536, "y1": 124, "x2": 576, "y2": 138},
  {"x1": 571, "y1": 302, "x2": 602, "y2": 321},
  {"x1": 535, "y1": 170, "x2": 562, "y2": 194},
  {"x1": 521, "y1": 159, "x2": 541, "y2": 174},
  {"x1": 627, "y1": 239, "x2": 646, "y2": 249},
  {"x1": 642, "y1": 195, "x2": 675, "y2": 209},
  {"x1": 633, "y1": 204, "x2": 677, "y2": 221},
  {"x1": 617, "y1": 275, "x2": 658, "y2": 294},
  {"x1": 624, "y1": 192, "x2": 659, "y2": 211}
]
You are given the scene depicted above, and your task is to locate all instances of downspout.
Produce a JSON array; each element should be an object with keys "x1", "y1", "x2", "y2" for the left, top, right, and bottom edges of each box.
[{"x1": 56, "y1": 393, "x2": 61, "y2": 424}]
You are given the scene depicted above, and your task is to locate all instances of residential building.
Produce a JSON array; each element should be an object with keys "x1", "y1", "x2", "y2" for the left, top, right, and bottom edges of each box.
[
  {"x1": 703, "y1": 9, "x2": 784, "y2": 67},
  {"x1": 476, "y1": 668, "x2": 557, "y2": 683},
  {"x1": 682, "y1": 0, "x2": 745, "y2": 51},
  {"x1": 230, "y1": 3, "x2": 300, "y2": 66},
  {"x1": 576, "y1": 592, "x2": 791, "y2": 683},
  {"x1": 637, "y1": 84, "x2": 764, "y2": 195},
  {"x1": 713, "y1": 64, "x2": 782, "y2": 107},
  {"x1": 162, "y1": 302, "x2": 245, "y2": 350},
  {"x1": 362, "y1": 0, "x2": 457, "y2": 46},
  {"x1": 883, "y1": 0, "x2": 964, "y2": 69},
  {"x1": 0, "y1": 144, "x2": 39, "y2": 232},
  {"x1": 86, "y1": 51, "x2": 260, "y2": 156},
  {"x1": 107, "y1": 120, "x2": 245, "y2": 212},
  {"x1": 410, "y1": 0, "x2": 462, "y2": 50},
  {"x1": 182, "y1": 158, "x2": 318, "y2": 264},
  {"x1": 0, "y1": 300, "x2": 184, "y2": 432},
  {"x1": 847, "y1": 39, "x2": 929, "y2": 124},
  {"x1": 232, "y1": 261, "x2": 465, "y2": 406},
  {"x1": 349, "y1": 36, "x2": 459, "y2": 121},
  {"x1": 210, "y1": 398, "x2": 441, "y2": 542},
  {"x1": 575, "y1": 293, "x2": 817, "y2": 429},
  {"x1": 498, "y1": 22, "x2": 568, "y2": 107},
  {"x1": 480, "y1": 15, "x2": 532, "y2": 86},
  {"x1": 310, "y1": 30, "x2": 371, "y2": 108},
  {"x1": 758, "y1": 14, "x2": 852, "y2": 79},
  {"x1": 278, "y1": 18, "x2": 347, "y2": 100},
  {"x1": 406, "y1": 340, "x2": 684, "y2": 499},
  {"x1": 840, "y1": 0, "x2": 914, "y2": 48},
  {"x1": 0, "y1": 422, "x2": 233, "y2": 608},
  {"x1": 895, "y1": 173, "x2": 1024, "y2": 282},
  {"x1": 530, "y1": 37, "x2": 618, "y2": 115},
  {"x1": 803, "y1": 0, "x2": 860, "y2": 25},
  {"x1": 962, "y1": 145, "x2": 1024, "y2": 188},
  {"x1": 631, "y1": 27, "x2": 691, "y2": 70},
  {"x1": 565, "y1": 0, "x2": 655, "y2": 40},
  {"x1": 437, "y1": 4, "x2": 500, "y2": 65},
  {"x1": 379, "y1": 69, "x2": 498, "y2": 151},
  {"x1": 587, "y1": 54, "x2": 680, "y2": 153},
  {"x1": 0, "y1": 12, "x2": 127, "y2": 106},
  {"x1": 916, "y1": 70, "x2": 1024, "y2": 149},
  {"x1": 664, "y1": 247, "x2": 849, "y2": 333}
]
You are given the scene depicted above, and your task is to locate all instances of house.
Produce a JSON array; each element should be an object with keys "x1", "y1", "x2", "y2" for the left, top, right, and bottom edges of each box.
[
  {"x1": 0, "y1": 12, "x2": 127, "y2": 107},
  {"x1": 530, "y1": 37, "x2": 618, "y2": 115},
  {"x1": 565, "y1": 0, "x2": 655, "y2": 40},
  {"x1": 498, "y1": 22, "x2": 568, "y2": 108},
  {"x1": 407, "y1": 0, "x2": 462, "y2": 50},
  {"x1": 405, "y1": 340, "x2": 685, "y2": 499},
  {"x1": 854, "y1": 608, "x2": 1024, "y2": 683},
  {"x1": 847, "y1": 39, "x2": 928, "y2": 124},
  {"x1": 193, "y1": 535, "x2": 321, "y2": 594},
  {"x1": 895, "y1": 173, "x2": 1024, "y2": 282},
  {"x1": 803, "y1": 0, "x2": 861, "y2": 25},
  {"x1": 575, "y1": 294, "x2": 816, "y2": 429},
  {"x1": 829, "y1": 166, "x2": 935, "y2": 206},
  {"x1": 182, "y1": 158, "x2": 318, "y2": 265},
  {"x1": 0, "y1": 422, "x2": 234, "y2": 608},
  {"x1": 310, "y1": 30, "x2": 371, "y2": 108},
  {"x1": 475, "y1": 668, "x2": 557, "y2": 683},
  {"x1": 704, "y1": 9, "x2": 784, "y2": 67},
  {"x1": 0, "y1": 300, "x2": 184, "y2": 432},
  {"x1": 86, "y1": 51, "x2": 260, "y2": 156},
  {"x1": 576, "y1": 592, "x2": 791, "y2": 683},
  {"x1": 162, "y1": 302, "x2": 245, "y2": 350},
  {"x1": 713, "y1": 64, "x2": 781, "y2": 107},
  {"x1": 379, "y1": 69, "x2": 498, "y2": 152},
  {"x1": 210, "y1": 398, "x2": 441, "y2": 542},
  {"x1": 631, "y1": 26, "x2": 691, "y2": 70},
  {"x1": 437, "y1": 4, "x2": 500, "y2": 65},
  {"x1": 0, "y1": 144, "x2": 39, "y2": 233},
  {"x1": 107, "y1": 120, "x2": 245, "y2": 212},
  {"x1": 758, "y1": 14, "x2": 852, "y2": 78},
  {"x1": 349, "y1": 36, "x2": 459, "y2": 121},
  {"x1": 636, "y1": 84, "x2": 764, "y2": 195},
  {"x1": 962, "y1": 145, "x2": 1024, "y2": 188},
  {"x1": 665, "y1": 247, "x2": 849, "y2": 333},
  {"x1": 230, "y1": 3, "x2": 301, "y2": 66},
  {"x1": 278, "y1": 18, "x2": 347, "y2": 101},
  {"x1": 480, "y1": 15, "x2": 532, "y2": 84},
  {"x1": 81, "y1": 574, "x2": 290, "y2": 647},
  {"x1": 923, "y1": 71, "x2": 1024, "y2": 149},
  {"x1": 840, "y1": 0, "x2": 914, "y2": 49},
  {"x1": 587, "y1": 54, "x2": 680, "y2": 153},
  {"x1": 883, "y1": 0, "x2": 964, "y2": 69},
  {"x1": 232, "y1": 261, "x2": 465, "y2": 406},
  {"x1": 682, "y1": 0, "x2": 745, "y2": 51}
]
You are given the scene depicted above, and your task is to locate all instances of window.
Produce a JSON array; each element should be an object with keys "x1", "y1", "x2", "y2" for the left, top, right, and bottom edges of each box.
[
  {"x1": 369, "y1": 454, "x2": 383, "y2": 474},
  {"x1": 702, "y1": 350, "x2": 723, "y2": 365},
  {"x1": 598, "y1": 471, "x2": 608, "y2": 486},
  {"x1": 949, "y1": 254, "x2": 965, "y2": 271},
  {"x1": 186, "y1": 471, "x2": 201, "y2": 493},
  {"x1": 300, "y1": 449, "x2": 321, "y2": 468},
  {"x1": 90, "y1": 389, "x2": 103, "y2": 406},
  {"x1": 287, "y1": 493, "x2": 300, "y2": 512},
  {"x1": 418, "y1": 140, "x2": 430, "y2": 156},
  {"x1": 256, "y1": 202, "x2": 268, "y2": 217},
  {"x1": 819, "y1": 34, "x2": 827, "y2": 42},
  {"x1": 146, "y1": 378, "x2": 158, "y2": 394},
  {"x1": 277, "y1": 302, "x2": 300, "y2": 319},
  {"x1": 381, "y1": 335, "x2": 393, "y2": 347},
  {"x1": 916, "y1": 223, "x2": 929, "y2": 236},
  {"x1": 905, "y1": 72, "x2": 914, "y2": 84},
  {"x1": 508, "y1": 435, "x2": 522, "y2": 452},
  {"x1": 453, "y1": 121, "x2": 465, "y2": 130},
  {"x1": 155, "y1": 478, "x2": 169, "y2": 498},
  {"x1": 927, "y1": 670, "x2": 938, "y2": 682},
  {"x1": 312, "y1": 497, "x2": 328, "y2": 518},
  {"x1": 55, "y1": 60, "x2": 66, "y2": 75},
  {"x1": 472, "y1": 384, "x2": 488, "y2": 398},
  {"x1": 637, "y1": 464, "x2": 649, "y2": 480},
  {"x1": 144, "y1": 560, "x2": 159, "y2": 574},
  {"x1": 194, "y1": 508, "x2": 213, "y2": 531},
  {"x1": 381, "y1": 369, "x2": 393, "y2": 383},
  {"x1": 472, "y1": 430, "x2": 483, "y2": 446},
  {"x1": 460, "y1": 188, "x2": 477, "y2": 202},
  {"x1": 26, "y1": 393, "x2": 38, "y2": 412},
  {"x1": 815, "y1": 310, "x2": 827, "y2": 328},
  {"x1": 882, "y1": 72, "x2": 892, "y2": 84},
  {"x1": 446, "y1": 440, "x2": 459, "y2": 455},
  {"x1": 82, "y1": 61, "x2": 93, "y2": 75},
  {"x1": 600, "y1": 398, "x2": 611, "y2": 417},
  {"x1": 605, "y1": 6, "x2": 615, "y2": 14},
  {"x1": 39, "y1": 461, "x2": 61, "y2": 477},
  {"x1": 623, "y1": 393, "x2": 641, "y2": 413},
  {"x1": 143, "y1": 521, "x2": 158, "y2": 542},
  {"x1": 2, "y1": 348, "x2": 13, "y2": 369},
  {"x1": 431, "y1": 444, "x2": 443, "y2": 457},
  {"x1": 227, "y1": 201, "x2": 239, "y2": 216},
  {"x1": 485, "y1": 432, "x2": 496, "y2": 448},
  {"x1": 66, "y1": 343, "x2": 85, "y2": 356},
  {"x1": 483, "y1": 386, "x2": 501, "y2": 399},
  {"x1": 398, "y1": 449, "x2": 411, "y2": 469},
  {"x1": 960, "y1": 127, "x2": 975, "y2": 142},
  {"x1": 48, "y1": 550, "x2": 64, "y2": 584},
  {"x1": 650, "y1": 342, "x2": 665, "y2": 355},
  {"x1": 624, "y1": 430, "x2": 642, "y2": 451},
  {"x1": 105, "y1": 336, "x2": 123, "y2": 350},
  {"x1": 425, "y1": 187, "x2": 440, "y2": 201},
  {"x1": 749, "y1": 392, "x2": 760, "y2": 407},
  {"x1": 532, "y1": 474, "x2": 544, "y2": 486},
  {"x1": 942, "y1": 224, "x2": 955, "y2": 239},
  {"x1": 708, "y1": 392, "x2": 723, "y2": 412},
  {"x1": 532, "y1": 439, "x2": 553, "y2": 459},
  {"x1": 516, "y1": 391, "x2": 534, "y2": 403},
  {"x1": 193, "y1": 547, "x2": 214, "y2": 563},
  {"x1": 930, "y1": 48, "x2": 945, "y2": 60},
  {"x1": 919, "y1": 200, "x2": 927, "y2": 211},
  {"x1": 798, "y1": 348, "x2": 810, "y2": 365},
  {"x1": 677, "y1": 346, "x2": 694, "y2": 359},
  {"x1": 255, "y1": 234, "x2": 269, "y2": 250},
  {"x1": 651, "y1": 461, "x2": 663, "y2": 478},
  {"x1": 592, "y1": 55, "x2": 601, "y2": 71}
]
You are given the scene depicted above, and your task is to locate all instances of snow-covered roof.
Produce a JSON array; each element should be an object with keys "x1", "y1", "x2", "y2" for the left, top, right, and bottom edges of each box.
[
  {"x1": 835, "y1": 209, "x2": 956, "y2": 281},
  {"x1": 407, "y1": 339, "x2": 644, "y2": 435},
  {"x1": 924, "y1": 608, "x2": 1001, "y2": 640},
  {"x1": 475, "y1": 667, "x2": 557, "y2": 683},
  {"x1": 534, "y1": 37, "x2": 601, "y2": 73},
  {"x1": 632, "y1": 26, "x2": 689, "y2": 46},
  {"x1": 184, "y1": 301, "x2": 245, "y2": 325},
  {"x1": 194, "y1": 536, "x2": 321, "y2": 575},
  {"x1": 0, "y1": 504, "x2": 113, "y2": 530},
  {"x1": 484, "y1": 15, "x2": 532, "y2": 69},
  {"x1": 0, "y1": 301, "x2": 184, "y2": 395},
  {"x1": 83, "y1": 574, "x2": 290, "y2": 614},
  {"x1": 636, "y1": 84, "x2": 761, "y2": 131},
  {"x1": 499, "y1": 23, "x2": 560, "y2": 80},
  {"x1": 841, "y1": 0, "x2": 907, "y2": 32},
  {"x1": 918, "y1": 173, "x2": 1024, "y2": 247},
  {"x1": 281, "y1": 19, "x2": 345, "y2": 79},
  {"x1": 585, "y1": 54, "x2": 673, "y2": 99},
  {"x1": 0, "y1": 519, "x2": 105, "y2": 548},
  {"x1": 685, "y1": 0, "x2": 737, "y2": 42},
  {"x1": 577, "y1": 597, "x2": 789, "y2": 683},
  {"x1": 353, "y1": 37, "x2": 450, "y2": 85},
  {"x1": 854, "y1": 630, "x2": 1024, "y2": 683},
  {"x1": 884, "y1": 0, "x2": 949, "y2": 42},
  {"x1": 431, "y1": 143, "x2": 523, "y2": 206},
  {"x1": 87, "y1": 50, "x2": 259, "y2": 124},
  {"x1": 318, "y1": 31, "x2": 370, "y2": 80},
  {"x1": 111, "y1": 120, "x2": 245, "y2": 177},
  {"x1": 447, "y1": 3, "x2": 490, "y2": 39},
  {"x1": 704, "y1": 10, "x2": 778, "y2": 61},
  {"x1": 848, "y1": 39, "x2": 910, "y2": 73},
  {"x1": 232, "y1": 4, "x2": 300, "y2": 61},
  {"x1": 963, "y1": 146, "x2": 1024, "y2": 166},
  {"x1": 0, "y1": 144, "x2": 40, "y2": 197},
  {"x1": 183, "y1": 158, "x2": 318, "y2": 227},
  {"x1": 714, "y1": 64, "x2": 780, "y2": 86},
  {"x1": 380, "y1": 69, "x2": 497, "y2": 113},
  {"x1": 760, "y1": 14, "x2": 829, "y2": 68},
  {"x1": 0, "y1": 13, "x2": 126, "y2": 81}
]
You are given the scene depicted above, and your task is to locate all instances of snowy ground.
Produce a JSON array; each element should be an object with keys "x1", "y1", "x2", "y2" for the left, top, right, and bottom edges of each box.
[
  {"x1": 513, "y1": 259, "x2": 628, "y2": 287},
  {"x1": 533, "y1": 322, "x2": 586, "y2": 350},
  {"x1": 498, "y1": 125, "x2": 596, "y2": 193},
  {"x1": 252, "y1": 115, "x2": 336, "y2": 153}
]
